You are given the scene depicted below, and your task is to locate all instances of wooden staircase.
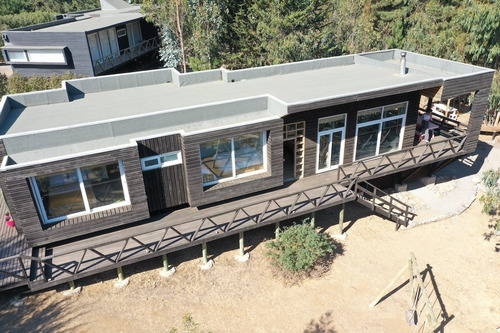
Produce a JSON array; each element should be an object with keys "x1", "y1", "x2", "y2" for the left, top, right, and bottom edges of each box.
[{"x1": 354, "y1": 181, "x2": 415, "y2": 228}]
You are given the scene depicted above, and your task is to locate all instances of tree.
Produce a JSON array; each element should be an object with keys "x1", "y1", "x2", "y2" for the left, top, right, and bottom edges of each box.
[
  {"x1": 6, "y1": 71, "x2": 80, "y2": 95},
  {"x1": 460, "y1": 0, "x2": 500, "y2": 69},
  {"x1": 0, "y1": 73, "x2": 7, "y2": 100},
  {"x1": 142, "y1": 0, "x2": 189, "y2": 72},
  {"x1": 230, "y1": 0, "x2": 332, "y2": 68}
]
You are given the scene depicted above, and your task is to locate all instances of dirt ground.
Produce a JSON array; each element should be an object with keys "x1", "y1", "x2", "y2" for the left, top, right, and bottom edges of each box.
[{"x1": 1, "y1": 140, "x2": 499, "y2": 332}]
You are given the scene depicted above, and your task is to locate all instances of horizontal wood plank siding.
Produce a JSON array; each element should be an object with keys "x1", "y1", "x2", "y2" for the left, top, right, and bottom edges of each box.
[
  {"x1": 137, "y1": 134, "x2": 188, "y2": 212},
  {"x1": 284, "y1": 91, "x2": 420, "y2": 178},
  {"x1": 441, "y1": 72, "x2": 495, "y2": 100},
  {"x1": 183, "y1": 119, "x2": 283, "y2": 207},
  {"x1": 0, "y1": 146, "x2": 149, "y2": 246}
]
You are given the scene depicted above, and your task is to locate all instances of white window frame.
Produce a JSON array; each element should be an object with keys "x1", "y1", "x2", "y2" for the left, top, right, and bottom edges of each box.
[
  {"x1": 5, "y1": 48, "x2": 67, "y2": 65},
  {"x1": 30, "y1": 160, "x2": 130, "y2": 225},
  {"x1": 353, "y1": 102, "x2": 407, "y2": 161},
  {"x1": 141, "y1": 151, "x2": 182, "y2": 171},
  {"x1": 201, "y1": 131, "x2": 267, "y2": 187},
  {"x1": 5, "y1": 50, "x2": 28, "y2": 62},
  {"x1": 316, "y1": 114, "x2": 346, "y2": 173}
]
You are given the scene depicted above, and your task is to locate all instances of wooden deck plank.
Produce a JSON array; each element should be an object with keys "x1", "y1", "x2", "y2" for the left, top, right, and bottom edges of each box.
[{"x1": 0, "y1": 195, "x2": 31, "y2": 290}]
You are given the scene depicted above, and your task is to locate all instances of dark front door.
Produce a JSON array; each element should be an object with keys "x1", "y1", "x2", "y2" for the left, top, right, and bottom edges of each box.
[{"x1": 116, "y1": 25, "x2": 129, "y2": 53}]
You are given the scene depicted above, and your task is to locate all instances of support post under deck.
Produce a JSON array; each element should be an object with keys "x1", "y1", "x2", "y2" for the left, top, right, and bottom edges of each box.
[
  {"x1": 338, "y1": 203, "x2": 345, "y2": 235},
  {"x1": 117, "y1": 266, "x2": 125, "y2": 281},
  {"x1": 239, "y1": 232, "x2": 245, "y2": 257},
  {"x1": 202, "y1": 242, "x2": 208, "y2": 265},
  {"x1": 275, "y1": 222, "x2": 280, "y2": 239},
  {"x1": 310, "y1": 211, "x2": 316, "y2": 228}
]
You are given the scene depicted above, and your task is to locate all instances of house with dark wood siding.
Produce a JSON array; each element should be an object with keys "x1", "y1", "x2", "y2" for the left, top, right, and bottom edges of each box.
[
  {"x1": 0, "y1": 50, "x2": 494, "y2": 292},
  {"x1": 1, "y1": 0, "x2": 159, "y2": 77}
]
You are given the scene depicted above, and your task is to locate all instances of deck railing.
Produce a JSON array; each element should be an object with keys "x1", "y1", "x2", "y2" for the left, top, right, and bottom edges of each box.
[
  {"x1": 0, "y1": 128, "x2": 468, "y2": 292},
  {"x1": 334, "y1": 129, "x2": 467, "y2": 183},
  {"x1": 93, "y1": 37, "x2": 160, "y2": 75}
]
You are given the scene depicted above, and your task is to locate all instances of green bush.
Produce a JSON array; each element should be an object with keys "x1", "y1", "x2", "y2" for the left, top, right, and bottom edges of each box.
[
  {"x1": 265, "y1": 222, "x2": 335, "y2": 275},
  {"x1": 480, "y1": 168, "x2": 500, "y2": 217}
]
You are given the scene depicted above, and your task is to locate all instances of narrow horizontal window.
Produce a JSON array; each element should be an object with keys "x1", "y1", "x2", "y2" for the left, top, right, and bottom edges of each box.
[
  {"x1": 27, "y1": 49, "x2": 66, "y2": 64},
  {"x1": 141, "y1": 151, "x2": 182, "y2": 171}
]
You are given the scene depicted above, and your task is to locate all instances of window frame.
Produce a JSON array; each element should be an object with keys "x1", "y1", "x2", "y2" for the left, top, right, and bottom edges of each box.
[
  {"x1": 140, "y1": 151, "x2": 182, "y2": 171},
  {"x1": 5, "y1": 47, "x2": 68, "y2": 65},
  {"x1": 353, "y1": 102, "x2": 407, "y2": 161},
  {"x1": 200, "y1": 131, "x2": 267, "y2": 187},
  {"x1": 30, "y1": 160, "x2": 130, "y2": 225},
  {"x1": 316, "y1": 114, "x2": 346, "y2": 173}
]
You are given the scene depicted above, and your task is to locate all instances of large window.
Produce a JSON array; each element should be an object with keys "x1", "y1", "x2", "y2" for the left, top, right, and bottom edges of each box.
[
  {"x1": 317, "y1": 114, "x2": 346, "y2": 172},
  {"x1": 354, "y1": 103, "x2": 407, "y2": 161},
  {"x1": 5, "y1": 49, "x2": 66, "y2": 64},
  {"x1": 31, "y1": 161, "x2": 129, "y2": 224},
  {"x1": 200, "y1": 132, "x2": 266, "y2": 186}
]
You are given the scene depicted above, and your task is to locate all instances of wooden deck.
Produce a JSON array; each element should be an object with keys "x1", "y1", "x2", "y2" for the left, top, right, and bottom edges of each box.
[
  {"x1": 0, "y1": 196, "x2": 31, "y2": 291},
  {"x1": 0, "y1": 126, "x2": 468, "y2": 292}
]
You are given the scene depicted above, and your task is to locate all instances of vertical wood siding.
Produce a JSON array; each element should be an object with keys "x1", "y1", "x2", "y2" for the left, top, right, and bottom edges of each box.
[{"x1": 137, "y1": 134, "x2": 188, "y2": 212}]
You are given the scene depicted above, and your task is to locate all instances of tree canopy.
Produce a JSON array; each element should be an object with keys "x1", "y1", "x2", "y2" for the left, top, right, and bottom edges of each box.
[{"x1": 139, "y1": 0, "x2": 499, "y2": 71}]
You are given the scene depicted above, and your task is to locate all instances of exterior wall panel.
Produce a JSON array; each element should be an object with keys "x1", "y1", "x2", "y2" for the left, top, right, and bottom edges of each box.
[
  {"x1": 137, "y1": 134, "x2": 188, "y2": 212},
  {"x1": 183, "y1": 119, "x2": 283, "y2": 207},
  {"x1": 284, "y1": 92, "x2": 420, "y2": 178},
  {"x1": 2, "y1": 31, "x2": 94, "y2": 77},
  {"x1": 0, "y1": 146, "x2": 149, "y2": 246}
]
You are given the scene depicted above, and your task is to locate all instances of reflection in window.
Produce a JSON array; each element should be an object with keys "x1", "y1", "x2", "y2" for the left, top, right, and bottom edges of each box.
[
  {"x1": 317, "y1": 114, "x2": 346, "y2": 172},
  {"x1": 34, "y1": 171, "x2": 84, "y2": 221},
  {"x1": 31, "y1": 161, "x2": 129, "y2": 224},
  {"x1": 200, "y1": 132, "x2": 266, "y2": 186},
  {"x1": 141, "y1": 151, "x2": 182, "y2": 171},
  {"x1": 355, "y1": 102, "x2": 407, "y2": 161}
]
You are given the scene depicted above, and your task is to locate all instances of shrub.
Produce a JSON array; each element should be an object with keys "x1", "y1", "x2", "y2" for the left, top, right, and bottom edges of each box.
[
  {"x1": 265, "y1": 222, "x2": 335, "y2": 275},
  {"x1": 480, "y1": 168, "x2": 500, "y2": 216}
]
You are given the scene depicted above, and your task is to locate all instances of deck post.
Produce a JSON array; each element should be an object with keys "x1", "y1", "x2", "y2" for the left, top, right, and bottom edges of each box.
[
  {"x1": 200, "y1": 241, "x2": 214, "y2": 270},
  {"x1": 63, "y1": 280, "x2": 82, "y2": 296},
  {"x1": 338, "y1": 203, "x2": 345, "y2": 234},
  {"x1": 114, "y1": 266, "x2": 129, "y2": 288},
  {"x1": 275, "y1": 222, "x2": 280, "y2": 239},
  {"x1": 162, "y1": 254, "x2": 169, "y2": 271},
  {"x1": 202, "y1": 242, "x2": 208, "y2": 264},
  {"x1": 235, "y1": 231, "x2": 249, "y2": 262},
  {"x1": 239, "y1": 232, "x2": 245, "y2": 257},
  {"x1": 310, "y1": 211, "x2": 316, "y2": 228},
  {"x1": 117, "y1": 266, "x2": 125, "y2": 281},
  {"x1": 160, "y1": 253, "x2": 176, "y2": 277}
]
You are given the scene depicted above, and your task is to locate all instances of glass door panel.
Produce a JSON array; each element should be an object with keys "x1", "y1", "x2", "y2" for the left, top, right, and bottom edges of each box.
[
  {"x1": 356, "y1": 124, "x2": 379, "y2": 160},
  {"x1": 318, "y1": 134, "x2": 330, "y2": 170}
]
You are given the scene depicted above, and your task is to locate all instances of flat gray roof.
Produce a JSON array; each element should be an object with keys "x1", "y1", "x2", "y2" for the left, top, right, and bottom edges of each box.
[
  {"x1": 36, "y1": 11, "x2": 142, "y2": 33},
  {"x1": 0, "y1": 49, "x2": 494, "y2": 166}
]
